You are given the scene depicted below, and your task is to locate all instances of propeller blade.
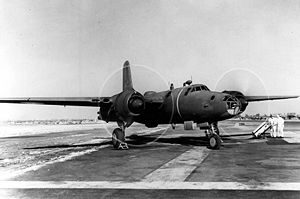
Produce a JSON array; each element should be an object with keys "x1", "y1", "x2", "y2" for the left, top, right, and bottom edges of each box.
[{"x1": 215, "y1": 69, "x2": 266, "y2": 96}]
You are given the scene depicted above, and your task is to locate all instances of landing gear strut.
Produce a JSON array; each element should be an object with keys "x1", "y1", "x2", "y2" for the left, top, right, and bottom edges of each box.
[
  {"x1": 207, "y1": 122, "x2": 222, "y2": 150},
  {"x1": 112, "y1": 122, "x2": 129, "y2": 150}
]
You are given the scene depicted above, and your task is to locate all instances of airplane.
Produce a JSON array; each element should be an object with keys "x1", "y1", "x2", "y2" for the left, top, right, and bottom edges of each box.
[{"x1": 0, "y1": 61, "x2": 298, "y2": 150}]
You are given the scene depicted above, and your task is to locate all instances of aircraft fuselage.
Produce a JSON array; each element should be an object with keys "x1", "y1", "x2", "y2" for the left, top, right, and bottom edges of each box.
[{"x1": 134, "y1": 84, "x2": 240, "y2": 127}]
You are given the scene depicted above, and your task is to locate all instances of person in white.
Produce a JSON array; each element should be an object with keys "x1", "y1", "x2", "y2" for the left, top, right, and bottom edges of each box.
[
  {"x1": 267, "y1": 116, "x2": 275, "y2": 137},
  {"x1": 273, "y1": 116, "x2": 278, "y2": 137},
  {"x1": 277, "y1": 115, "x2": 285, "y2": 138}
]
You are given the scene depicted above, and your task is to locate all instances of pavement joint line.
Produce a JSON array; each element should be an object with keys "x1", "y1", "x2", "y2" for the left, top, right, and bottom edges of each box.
[
  {"x1": 142, "y1": 147, "x2": 210, "y2": 182},
  {"x1": 0, "y1": 181, "x2": 299, "y2": 191}
]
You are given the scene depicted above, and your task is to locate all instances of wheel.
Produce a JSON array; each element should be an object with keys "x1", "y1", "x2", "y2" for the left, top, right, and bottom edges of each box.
[
  {"x1": 112, "y1": 128, "x2": 125, "y2": 149},
  {"x1": 208, "y1": 134, "x2": 221, "y2": 150}
]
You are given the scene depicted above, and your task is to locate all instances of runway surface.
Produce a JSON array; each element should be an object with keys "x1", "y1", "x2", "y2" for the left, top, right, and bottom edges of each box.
[{"x1": 0, "y1": 120, "x2": 300, "y2": 198}]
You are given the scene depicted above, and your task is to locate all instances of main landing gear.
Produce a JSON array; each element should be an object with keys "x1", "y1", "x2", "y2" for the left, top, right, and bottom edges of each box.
[
  {"x1": 112, "y1": 122, "x2": 129, "y2": 150},
  {"x1": 205, "y1": 122, "x2": 222, "y2": 150}
]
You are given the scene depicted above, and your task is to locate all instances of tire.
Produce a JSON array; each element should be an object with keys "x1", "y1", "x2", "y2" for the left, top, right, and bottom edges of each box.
[
  {"x1": 112, "y1": 128, "x2": 125, "y2": 149},
  {"x1": 209, "y1": 134, "x2": 221, "y2": 150}
]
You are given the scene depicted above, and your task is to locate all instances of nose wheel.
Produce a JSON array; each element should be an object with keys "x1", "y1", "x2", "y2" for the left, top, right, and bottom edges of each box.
[
  {"x1": 207, "y1": 122, "x2": 222, "y2": 150},
  {"x1": 208, "y1": 134, "x2": 221, "y2": 150}
]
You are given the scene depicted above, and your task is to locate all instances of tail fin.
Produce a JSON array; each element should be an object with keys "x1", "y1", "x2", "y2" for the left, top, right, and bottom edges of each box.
[{"x1": 123, "y1": 60, "x2": 133, "y2": 91}]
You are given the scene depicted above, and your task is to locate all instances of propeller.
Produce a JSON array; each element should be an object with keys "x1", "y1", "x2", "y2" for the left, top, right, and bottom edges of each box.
[
  {"x1": 215, "y1": 68, "x2": 270, "y2": 114},
  {"x1": 214, "y1": 68, "x2": 268, "y2": 96}
]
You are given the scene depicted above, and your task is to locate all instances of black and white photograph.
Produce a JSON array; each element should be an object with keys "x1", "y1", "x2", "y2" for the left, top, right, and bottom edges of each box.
[{"x1": 0, "y1": 0, "x2": 300, "y2": 198}]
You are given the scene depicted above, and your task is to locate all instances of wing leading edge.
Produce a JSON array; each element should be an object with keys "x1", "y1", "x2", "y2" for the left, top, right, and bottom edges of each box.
[
  {"x1": 244, "y1": 95, "x2": 298, "y2": 102},
  {"x1": 0, "y1": 97, "x2": 110, "y2": 107}
]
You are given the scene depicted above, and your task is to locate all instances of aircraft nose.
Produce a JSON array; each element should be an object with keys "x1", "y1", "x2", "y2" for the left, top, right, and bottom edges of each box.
[{"x1": 222, "y1": 95, "x2": 241, "y2": 115}]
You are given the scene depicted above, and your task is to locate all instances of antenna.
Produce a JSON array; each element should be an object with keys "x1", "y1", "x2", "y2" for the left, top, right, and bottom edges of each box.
[{"x1": 170, "y1": 83, "x2": 174, "y2": 90}]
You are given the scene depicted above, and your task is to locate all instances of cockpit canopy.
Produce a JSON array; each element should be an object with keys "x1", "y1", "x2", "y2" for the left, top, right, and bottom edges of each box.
[
  {"x1": 191, "y1": 84, "x2": 210, "y2": 92},
  {"x1": 185, "y1": 84, "x2": 210, "y2": 95}
]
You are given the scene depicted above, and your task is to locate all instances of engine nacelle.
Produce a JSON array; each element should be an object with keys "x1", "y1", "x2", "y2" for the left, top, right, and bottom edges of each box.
[
  {"x1": 114, "y1": 90, "x2": 145, "y2": 120},
  {"x1": 98, "y1": 97, "x2": 114, "y2": 121}
]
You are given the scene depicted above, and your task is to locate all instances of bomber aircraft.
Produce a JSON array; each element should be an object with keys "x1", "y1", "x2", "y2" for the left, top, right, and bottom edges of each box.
[{"x1": 0, "y1": 61, "x2": 298, "y2": 149}]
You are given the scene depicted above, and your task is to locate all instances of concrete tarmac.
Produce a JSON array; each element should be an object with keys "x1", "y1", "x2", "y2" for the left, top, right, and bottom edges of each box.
[{"x1": 0, "y1": 121, "x2": 299, "y2": 198}]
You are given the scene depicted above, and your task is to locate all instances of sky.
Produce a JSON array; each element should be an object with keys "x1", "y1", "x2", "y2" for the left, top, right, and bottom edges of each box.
[{"x1": 0, "y1": 0, "x2": 299, "y2": 120}]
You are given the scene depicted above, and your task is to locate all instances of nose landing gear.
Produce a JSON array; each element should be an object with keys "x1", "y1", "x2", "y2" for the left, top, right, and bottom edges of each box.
[{"x1": 206, "y1": 122, "x2": 222, "y2": 150}]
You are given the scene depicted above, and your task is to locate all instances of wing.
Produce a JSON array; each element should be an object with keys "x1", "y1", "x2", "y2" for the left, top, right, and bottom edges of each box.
[
  {"x1": 244, "y1": 95, "x2": 298, "y2": 102},
  {"x1": 0, "y1": 97, "x2": 111, "y2": 107}
]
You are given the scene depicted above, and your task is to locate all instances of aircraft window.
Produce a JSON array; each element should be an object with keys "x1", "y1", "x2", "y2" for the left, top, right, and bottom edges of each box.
[
  {"x1": 201, "y1": 85, "x2": 211, "y2": 91},
  {"x1": 191, "y1": 86, "x2": 202, "y2": 92},
  {"x1": 186, "y1": 85, "x2": 209, "y2": 94},
  {"x1": 223, "y1": 96, "x2": 229, "y2": 101},
  {"x1": 223, "y1": 95, "x2": 241, "y2": 115},
  {"x1": 198, "y1": 85, "x2": 209, "y2": 91}
]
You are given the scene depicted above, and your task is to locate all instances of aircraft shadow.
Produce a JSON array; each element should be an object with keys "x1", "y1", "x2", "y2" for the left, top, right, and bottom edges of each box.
[
  {"x1": 127, "y1": 134, "x2": 209, "y2": 147},
  {"x1": 127, "y1": 133, "x2": 254, "y2": 147},
  {"x1": 24, "y1": 141, "x2": 111, "y2": 150},
  {"x1": 220, "y1": 133, "x2": 253, "y2": 138},
  {"x1": 0, "y1": 135, "x2": 46, "y2": 139},
  {"x1": 23, "y1": 134, "x2": 254, "y2": 150}
]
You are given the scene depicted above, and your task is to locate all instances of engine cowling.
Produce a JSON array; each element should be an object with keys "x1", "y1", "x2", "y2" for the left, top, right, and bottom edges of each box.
[{"x1": 114, "y1": 90, "x2": 145, "y2": 120}]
